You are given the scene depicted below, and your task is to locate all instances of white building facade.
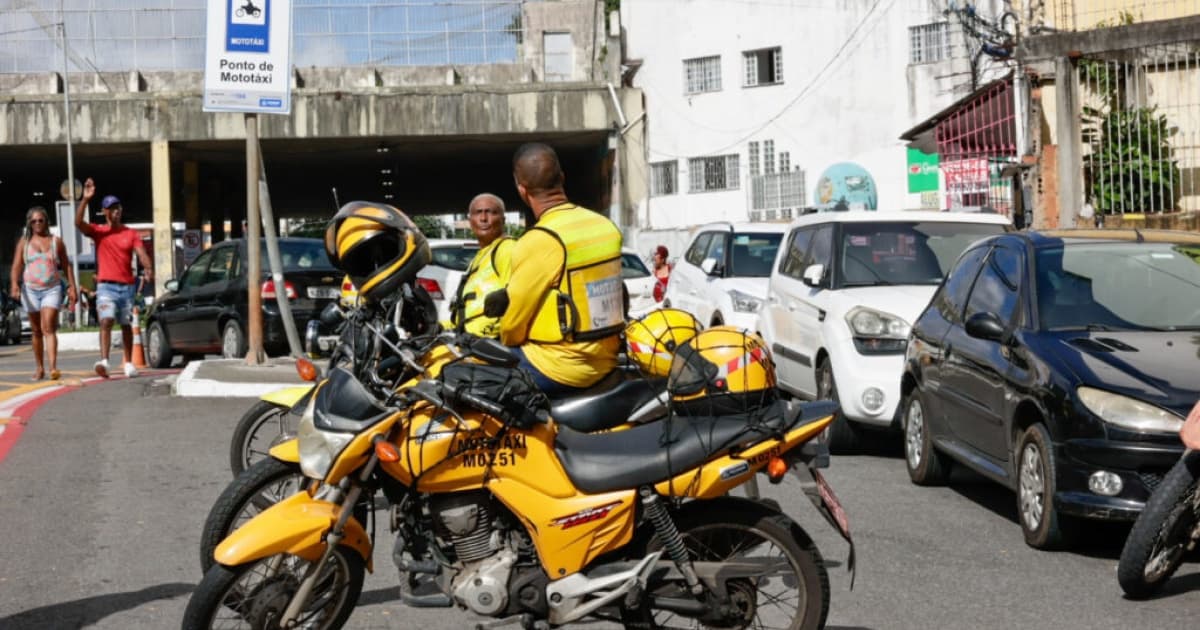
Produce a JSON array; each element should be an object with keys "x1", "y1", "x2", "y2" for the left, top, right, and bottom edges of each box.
[{"x1": 620, "y1": 0, "x2": 1013, "y2": 229}]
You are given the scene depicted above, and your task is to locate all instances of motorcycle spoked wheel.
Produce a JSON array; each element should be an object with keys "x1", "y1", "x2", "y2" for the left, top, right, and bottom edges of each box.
[
  {"x1": 182, "y1": 547, "x2": 364, "y2": 630},
  {"x1": 622, "y1": 509, "x2": 830, "y2": 630},
  {"x1": 230, "y1": 400, "x2": 297, "y2": 478},
  {"x1": 1117, "y1": 451, "x2": 1200, "y2": 599},
  {"x1": 200, "y1": 457, "x2": 309, "y2": 575}
]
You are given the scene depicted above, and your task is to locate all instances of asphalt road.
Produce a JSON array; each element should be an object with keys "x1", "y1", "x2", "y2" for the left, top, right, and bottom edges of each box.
[{"x1": 0, "y1": 374, "x2": 1196, "y2": 629}]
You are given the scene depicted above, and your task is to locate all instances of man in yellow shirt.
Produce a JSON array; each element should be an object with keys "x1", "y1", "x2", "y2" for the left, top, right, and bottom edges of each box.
[
  {"x1": 449, "y1": 192, "x2": 513, "y2": 337},
  {"x1": 499, "y1": 143, "x2": 623, "y2": 395}
]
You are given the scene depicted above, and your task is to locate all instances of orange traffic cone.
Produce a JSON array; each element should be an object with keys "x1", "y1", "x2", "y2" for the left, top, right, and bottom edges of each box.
[{"x1": 131, "y1": 307, "x2": 148, "y2": 369}]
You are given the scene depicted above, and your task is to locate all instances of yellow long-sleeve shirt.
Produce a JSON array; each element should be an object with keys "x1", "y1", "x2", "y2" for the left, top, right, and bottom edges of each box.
[{"x1": 499, "y1": 207, "x2": 620, "y2": 388}]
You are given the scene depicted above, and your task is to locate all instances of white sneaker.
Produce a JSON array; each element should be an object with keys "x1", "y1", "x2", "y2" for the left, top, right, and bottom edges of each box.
[
  {"x1": 124, "y1": 362, "x2": 139, "y2": 378},
  {"x1": 94, "y1": 359, "x2": 109, "y2": 378}
]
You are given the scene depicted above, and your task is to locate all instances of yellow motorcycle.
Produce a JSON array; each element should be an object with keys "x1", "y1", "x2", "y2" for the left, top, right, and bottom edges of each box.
[{"x1": 184, "y1": 328, "x2": 853, "y2": 629}]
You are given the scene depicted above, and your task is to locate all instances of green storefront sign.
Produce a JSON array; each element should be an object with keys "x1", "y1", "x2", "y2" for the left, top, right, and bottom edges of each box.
[{"x1": 907, "y1": 148, "x2": 939, "y2": 193}]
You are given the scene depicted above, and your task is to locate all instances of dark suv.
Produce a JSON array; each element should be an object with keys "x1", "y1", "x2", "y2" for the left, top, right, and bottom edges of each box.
[{"x1": 144, "y1": 238, "x2": 341, "y2": 366}]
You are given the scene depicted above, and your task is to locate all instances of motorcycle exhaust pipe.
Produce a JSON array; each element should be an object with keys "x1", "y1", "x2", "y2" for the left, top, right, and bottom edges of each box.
[{"x1": 648, "y1": 596, "x2": 707, "y2": 615}]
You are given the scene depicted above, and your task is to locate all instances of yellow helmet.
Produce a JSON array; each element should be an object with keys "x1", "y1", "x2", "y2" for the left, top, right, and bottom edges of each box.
[
  {"x1": 324, "y1": 202, "x2": 431, "y2": 304},
  {"x1": 668, "y1": 326, "x2": 776, "y2": 415},
  {"x1": 625, "y1": 308, "x2": 702, "y2": 377}
]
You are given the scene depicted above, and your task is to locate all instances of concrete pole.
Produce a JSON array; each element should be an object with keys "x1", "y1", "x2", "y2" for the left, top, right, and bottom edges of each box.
[
  {"x1": 1055, "y1": 56, "x2": 1082, "y2": 228},
  {"x1": 150, "y1": 140, "x2": 173, "y2": 298},
  {"x1": 245, "y1": 114, "x2": 265, "y2": 365},
  {"x1": 257, "y1": 147, "x2": 303, "y2": 358},
  {"x1": 60, "y1": 20, "x2": 80, "y2": 329}
]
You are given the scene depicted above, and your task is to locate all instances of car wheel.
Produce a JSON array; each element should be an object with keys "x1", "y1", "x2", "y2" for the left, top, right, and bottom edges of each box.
[
  {"x1": 1016, "y1": 424, "x2": 1076, "y2": 549},
  {"x1": 221, "y1": 320, "x2": 247, "y2": 359},
  {"x1": 903, "y1": 387, "x2": 950, "y2": 485},
  {"x1": 816, "y1": 358, "x2": 859, "y2": 454},
  {"x1": 145, "y1": 322, "x2": 173, "y2": 369}
]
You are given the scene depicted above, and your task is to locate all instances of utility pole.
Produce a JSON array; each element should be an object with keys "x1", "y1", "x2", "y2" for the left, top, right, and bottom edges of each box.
[
  {"x1": 245, "y1": 113, "x2": 264, "y2": 364},
  {"x1": 60, "y1": 15, "x2": 80, "y2": 329}
]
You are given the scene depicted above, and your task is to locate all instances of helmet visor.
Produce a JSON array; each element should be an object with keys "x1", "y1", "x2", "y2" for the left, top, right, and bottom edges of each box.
[
  {"x1": 668, "y1": 343, "x2": 717, "y2": 397},
  {"x1": 341, "y1": 232, "x2": 404, "y2": 281}
]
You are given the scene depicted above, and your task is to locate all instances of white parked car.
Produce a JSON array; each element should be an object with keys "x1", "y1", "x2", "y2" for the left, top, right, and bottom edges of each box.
[
  {"x1": 621, "y1": 249, "x2": 658, "y2": 320},
  {"x1": 756, "y1": 211, "x2": 1011, "y2": 450},
  {"x1": 416, "y1": 239, "x2": 479, "y2": 323},
  {"x1": 664, "y1": 223, "x2": 786, "y2": 331}
]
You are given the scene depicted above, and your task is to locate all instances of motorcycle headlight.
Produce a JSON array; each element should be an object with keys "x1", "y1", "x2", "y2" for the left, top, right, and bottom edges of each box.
[
  {"x1": 728, "y1": 289, "x2": 764, "y2": 313},
  {"x1": 1077, "y1": 387, "x2": 1183, "y2": 434},
  {"x1": 297, "y1": 401, "x2": 356, "y2": 480},
  {"x1": 845, "y1": 307, "x2": 910, "y2": 354}
]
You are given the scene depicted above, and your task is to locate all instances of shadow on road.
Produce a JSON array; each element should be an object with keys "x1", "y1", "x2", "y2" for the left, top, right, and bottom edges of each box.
[
  {"x1": 0, "y1": 582, "x2": 193, "y2": 629},
  {"x1": 1121, "y1": 569, "x2": 1200, "y2": 600}
]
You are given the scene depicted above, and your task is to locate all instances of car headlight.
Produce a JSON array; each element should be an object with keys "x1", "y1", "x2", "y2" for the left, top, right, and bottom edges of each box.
[
  {"x1": 728, "y1": 289, "x2": 763, "y2": 313},
  {"x1": 845, "y1": 307, "x2": 910, "y2": 354},
  {"x1": 1077, "y1": 387, "x2": 1183, "y2": 434},
  {"x1": 297, "y1": 401, "x2": 356, "y2": 480}
]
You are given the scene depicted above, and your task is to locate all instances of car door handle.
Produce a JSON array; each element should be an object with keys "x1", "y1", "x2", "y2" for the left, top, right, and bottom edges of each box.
[{"x1": 688, "y1": 289, "x2": 698, "y2": 296}]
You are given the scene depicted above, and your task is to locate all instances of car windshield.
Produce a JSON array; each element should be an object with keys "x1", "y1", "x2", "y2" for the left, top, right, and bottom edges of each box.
[
  {"x1": 839, "y1": 221, "x2": 1005, "y2": 286},
  {"x1": 1036, "y1": 242, "x2": 1200, "y2": 331},
  {"x1": 621, "y1": 253, "x2": 651, "y2": 279},
  {"x1": 259, "y1": 240, "x2": 335, "y2": 271},
  {"x1": 729, "y1": 233, "x2": 781, "y2": 277},
  {"x1": 431, "y1": 245, "x2": 478, "y2": 271}
]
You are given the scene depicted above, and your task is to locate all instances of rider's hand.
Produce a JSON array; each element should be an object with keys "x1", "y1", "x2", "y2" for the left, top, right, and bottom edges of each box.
[{"x1": 1181, "y1": 400, "x2": 1200, "y2": 450}]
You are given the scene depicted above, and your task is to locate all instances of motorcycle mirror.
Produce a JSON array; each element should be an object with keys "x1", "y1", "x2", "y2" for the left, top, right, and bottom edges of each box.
[{"x1": 320, "y1": 302, "x2": 345, "y2": 327}]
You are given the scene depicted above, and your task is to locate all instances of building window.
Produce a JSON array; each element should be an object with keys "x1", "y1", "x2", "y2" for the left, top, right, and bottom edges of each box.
[
  {"x1": 684, "y1": 55, "x2": 722, "y2": 94},
  {"x1": 751, "y1": 169, "x2": 806, "y2": 214},
  {"x1": 688, "y1": 155, "x2": 740, "y2": 192},
  {"x1": 781, "y1": 207, "x2": 794, "y2": 220},
  {"x1": 650, "y1": 161, "x2": 678, "y2": 196},
  {"x1": 764, "y1": 140, "x2": 775, "y2": 174},
  {"x1": 780, "y1": 151, "x2": 790, "y2": 172},
  {"x1": 909, "y1": 22, "x2": 950, "y2": 64},
  {"x1": 743, "y1": 47, "x2": 783, "y2": 87},
  {"x1": 748, "y1": 142, "x2": 761, "y2": 177},
  {"x1": 543, "y1": 32, "x2": 574, "y2": 81}
]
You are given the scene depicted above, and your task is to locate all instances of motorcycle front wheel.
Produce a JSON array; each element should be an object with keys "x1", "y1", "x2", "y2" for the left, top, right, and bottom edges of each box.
[
  {"x1": 1117, "y1": 450, "x2": 1200, "y2": 599},
  {"x1": 182, "y1": 547, "x2": 364, "y2": 630},
  {"x1": 200, "y1": 457, "x2": 308, "y2": 574},
  {"x1": 623, "y1": 507, "x2": 829, "y2": 630},
  {"x1": 230, "y1": 400, "x2": 297, "y2": 477}
]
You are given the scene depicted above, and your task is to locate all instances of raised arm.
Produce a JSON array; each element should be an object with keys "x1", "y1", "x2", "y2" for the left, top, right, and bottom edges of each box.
[
  {"x1": 10, "y1": 237, "x2": 25, "y2": 300},
  {"x1": 75, "y1": 178, "x2": 97, "y2": 238}
]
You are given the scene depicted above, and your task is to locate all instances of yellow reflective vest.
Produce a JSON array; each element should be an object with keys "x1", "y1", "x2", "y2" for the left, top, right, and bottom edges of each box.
[
  {"x1": 451, "y1": 237, "x2": 513, "y2": 337},
  {"x1": 524, "y1": 205, "x2": 624, "y2": 343}
]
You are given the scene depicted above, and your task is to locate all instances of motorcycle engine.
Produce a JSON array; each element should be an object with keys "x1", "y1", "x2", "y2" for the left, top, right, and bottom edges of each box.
[{"x1": 432, "y1": 491, "x2": 516, "y2": 616}]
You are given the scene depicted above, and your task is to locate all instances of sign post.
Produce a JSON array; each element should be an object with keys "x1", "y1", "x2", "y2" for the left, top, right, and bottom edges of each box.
[{"x1": 204, "y1": 0, "x2": 293, "y2": 364}]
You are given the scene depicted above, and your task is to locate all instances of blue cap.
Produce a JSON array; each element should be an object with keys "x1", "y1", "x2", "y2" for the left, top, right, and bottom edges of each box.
[{"x1": 101, "y1": 195, "x2": 121, "y2": 209}]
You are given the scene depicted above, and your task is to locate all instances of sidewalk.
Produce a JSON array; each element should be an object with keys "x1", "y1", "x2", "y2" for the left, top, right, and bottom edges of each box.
[{"x1": 171, "y1": 357, "x2": 312, "y2": 398}]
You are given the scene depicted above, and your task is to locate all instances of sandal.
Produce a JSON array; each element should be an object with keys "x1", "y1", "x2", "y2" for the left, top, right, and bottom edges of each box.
[
  {"x1": 49, "y1": 369, "x2": 61, "y2": 381},
  {"x1": 31, "y1": 369, "x2": 44, "y2": 381}
]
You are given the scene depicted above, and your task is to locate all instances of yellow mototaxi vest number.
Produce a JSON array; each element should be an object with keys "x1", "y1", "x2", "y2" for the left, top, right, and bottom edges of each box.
[
  {"x1": 452, "y1": 237, "x2": 512, "y2": 337},
  {"x1": 527, "y1": 205, "x2": 624, "y2": 343}
]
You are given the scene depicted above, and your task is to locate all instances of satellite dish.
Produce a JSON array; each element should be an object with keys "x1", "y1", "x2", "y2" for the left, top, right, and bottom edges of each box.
[{"x1": 60, "y1": 179, "x2": 83, "y2": 201}]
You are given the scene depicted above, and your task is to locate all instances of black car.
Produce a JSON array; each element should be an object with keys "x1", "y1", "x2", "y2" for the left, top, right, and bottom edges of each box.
[
  {"x1": 900, "y1": 229, "x2": 1200, "y2": 549},
  {"x1": 145, "y1": 238, "x2": 342, "y2": 366}
]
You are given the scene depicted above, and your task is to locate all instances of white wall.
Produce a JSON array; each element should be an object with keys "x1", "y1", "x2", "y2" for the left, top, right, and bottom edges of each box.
[{"x1": 621, "y1": 0, "x2": 1011, "y2": 228}]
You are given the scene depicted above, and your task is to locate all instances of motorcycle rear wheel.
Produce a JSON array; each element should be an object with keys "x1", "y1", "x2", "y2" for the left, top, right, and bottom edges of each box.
[
  {"x1": 182, "y1": 547, "x2": 364, "y2": 630},
  {"x1": 1117, "y1": 451, "x2": 1200, "y2": 599},
  {"x1": 623, "y1": 508, "x2": 829, "y2": 630},
  {"x1": 230, "y1": 400, "x2": 296, "y2": 477},
  {"x1": 200, "y1": 457, "x2": 308, "y2": 574}
]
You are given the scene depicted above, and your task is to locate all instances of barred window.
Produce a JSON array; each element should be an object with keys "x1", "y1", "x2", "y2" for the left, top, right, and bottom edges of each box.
[
  {"x1": 684, "y1": 55, "x2": 722, "y2": 94},
  {"x1": 751, "y1": 170, "x2": 806, "y2": 212},
  {"x1": 688, "y1": 155, "x2": 741, "y2": 193},
  {"x1": 748, "y1": 142, "x2": 761, "y2": 177},
  {"x1": 909, "y1": 22, "x2": 950, "y2": 64},
  {"x1": 764, "y1": 140, "x2": 775, "y2": 174},
  {"x1": 650, "y1": 161, "x2": 678, "y2": 197},
  {"x1": 743, "y1": 47, "x2": 783, "y2": 87}
]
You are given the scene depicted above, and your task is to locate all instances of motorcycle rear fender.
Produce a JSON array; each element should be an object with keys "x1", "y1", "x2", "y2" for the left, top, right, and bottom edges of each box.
[
  {"x1": 213, "y1": 491, "x2": 373, "y2": 572},
  {"x1": 268, "y1": 438, "x2": 300, "y2": 464},
  {"x1": 260, "y1": 385, "x2": 315, "y2": 409}
]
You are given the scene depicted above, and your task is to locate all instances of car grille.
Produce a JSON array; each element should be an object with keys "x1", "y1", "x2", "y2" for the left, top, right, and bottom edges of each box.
[{"x1": 1138, "y1": 471, "x2": 1165, "y2": 492}]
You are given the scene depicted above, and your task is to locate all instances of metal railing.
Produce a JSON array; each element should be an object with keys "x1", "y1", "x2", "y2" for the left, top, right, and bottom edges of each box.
[{"x1": 0, "y1": 0, "x2": 526, "y2": 74}]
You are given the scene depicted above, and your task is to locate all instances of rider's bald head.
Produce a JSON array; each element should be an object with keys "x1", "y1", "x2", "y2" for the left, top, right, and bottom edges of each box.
[{"x1": 512, "y1": 143, "x2": 564, "y2": 195}]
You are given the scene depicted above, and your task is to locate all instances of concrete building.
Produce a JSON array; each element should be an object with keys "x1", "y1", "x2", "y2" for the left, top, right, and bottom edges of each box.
[
  {"x1": 619, "y1": 0, "x2": 1012, "y2": 230},
  {"x1": 0, "y1": 1, "x2": 645, "y2": 295}
]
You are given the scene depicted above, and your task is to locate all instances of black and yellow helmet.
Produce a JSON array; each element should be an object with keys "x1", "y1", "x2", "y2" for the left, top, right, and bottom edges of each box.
[
  {"x1": 324, "y1": 202, "x2": 431, "y2": 304},
  {"x1": 625, "y1": 308, "x2": 702, "y2": 377},
  {"x1": 668, "y1": 326, "x2": 776, "y2": 415}
]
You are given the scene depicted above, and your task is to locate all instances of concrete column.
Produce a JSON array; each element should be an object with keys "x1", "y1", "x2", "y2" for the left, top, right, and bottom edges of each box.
[
  {"x1": 1054, "y1": 56, "x2": 1082, "y2": 228},
  {"x1": 151, "y1": 139, "x2": 173, "y2": 295}
]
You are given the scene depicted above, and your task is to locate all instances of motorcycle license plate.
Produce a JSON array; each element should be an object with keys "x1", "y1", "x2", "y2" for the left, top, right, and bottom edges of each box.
[
  {"x1": 813, "y1": 469, "x2": 851, "y2": 541},
  {"x1": 307, "y1": 286, "x2": 340, "y2": 299}
]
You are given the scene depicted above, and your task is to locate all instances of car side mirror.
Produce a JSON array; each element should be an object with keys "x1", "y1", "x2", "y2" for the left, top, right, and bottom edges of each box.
[
  {"x1": 700, "y1": 257, "x2": 720, "y2": 276},
  {"x1": 802, "y1": 264, "x2": 826, "y2": 288},
  {"x1": 165, "y1": 279, "x2": 180, "y2": 293},
  {"x1": 965, "y1": 312, "x2": 1006, "y2": 342}
]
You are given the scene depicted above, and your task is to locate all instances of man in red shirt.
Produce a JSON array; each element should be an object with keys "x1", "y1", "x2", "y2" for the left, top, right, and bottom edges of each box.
[{"x1": 76, "y1": 178, "x2": 154, "y2": 378}]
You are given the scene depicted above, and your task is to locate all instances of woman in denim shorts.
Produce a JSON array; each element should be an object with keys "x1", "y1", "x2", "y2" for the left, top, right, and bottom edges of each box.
[{"x1": 9, "y1": 206, "x2": 77, "y2": 380}]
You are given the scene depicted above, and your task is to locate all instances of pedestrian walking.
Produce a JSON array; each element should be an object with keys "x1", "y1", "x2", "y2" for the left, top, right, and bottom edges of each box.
[
  {"x1": 9, "y1": 206, "x2": 77, "y2": 380},
  {"x1": 74, "y1": 178, "x2": 153, "y2": 378},
  {"x1": 652, "y1": 244, "x2": 671, "y2": 303}
]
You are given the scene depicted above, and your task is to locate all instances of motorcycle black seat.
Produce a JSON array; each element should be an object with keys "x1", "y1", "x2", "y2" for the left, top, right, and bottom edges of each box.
[
  {"x1": 313, "y1": 367, "x2": 391, "y2": 432},
  {"x1": 554, "y1": 400, "x2": 834, "y2": 495},
  {"x1": 550, "y1": 375, "x2": 666, "y2": 433}
]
